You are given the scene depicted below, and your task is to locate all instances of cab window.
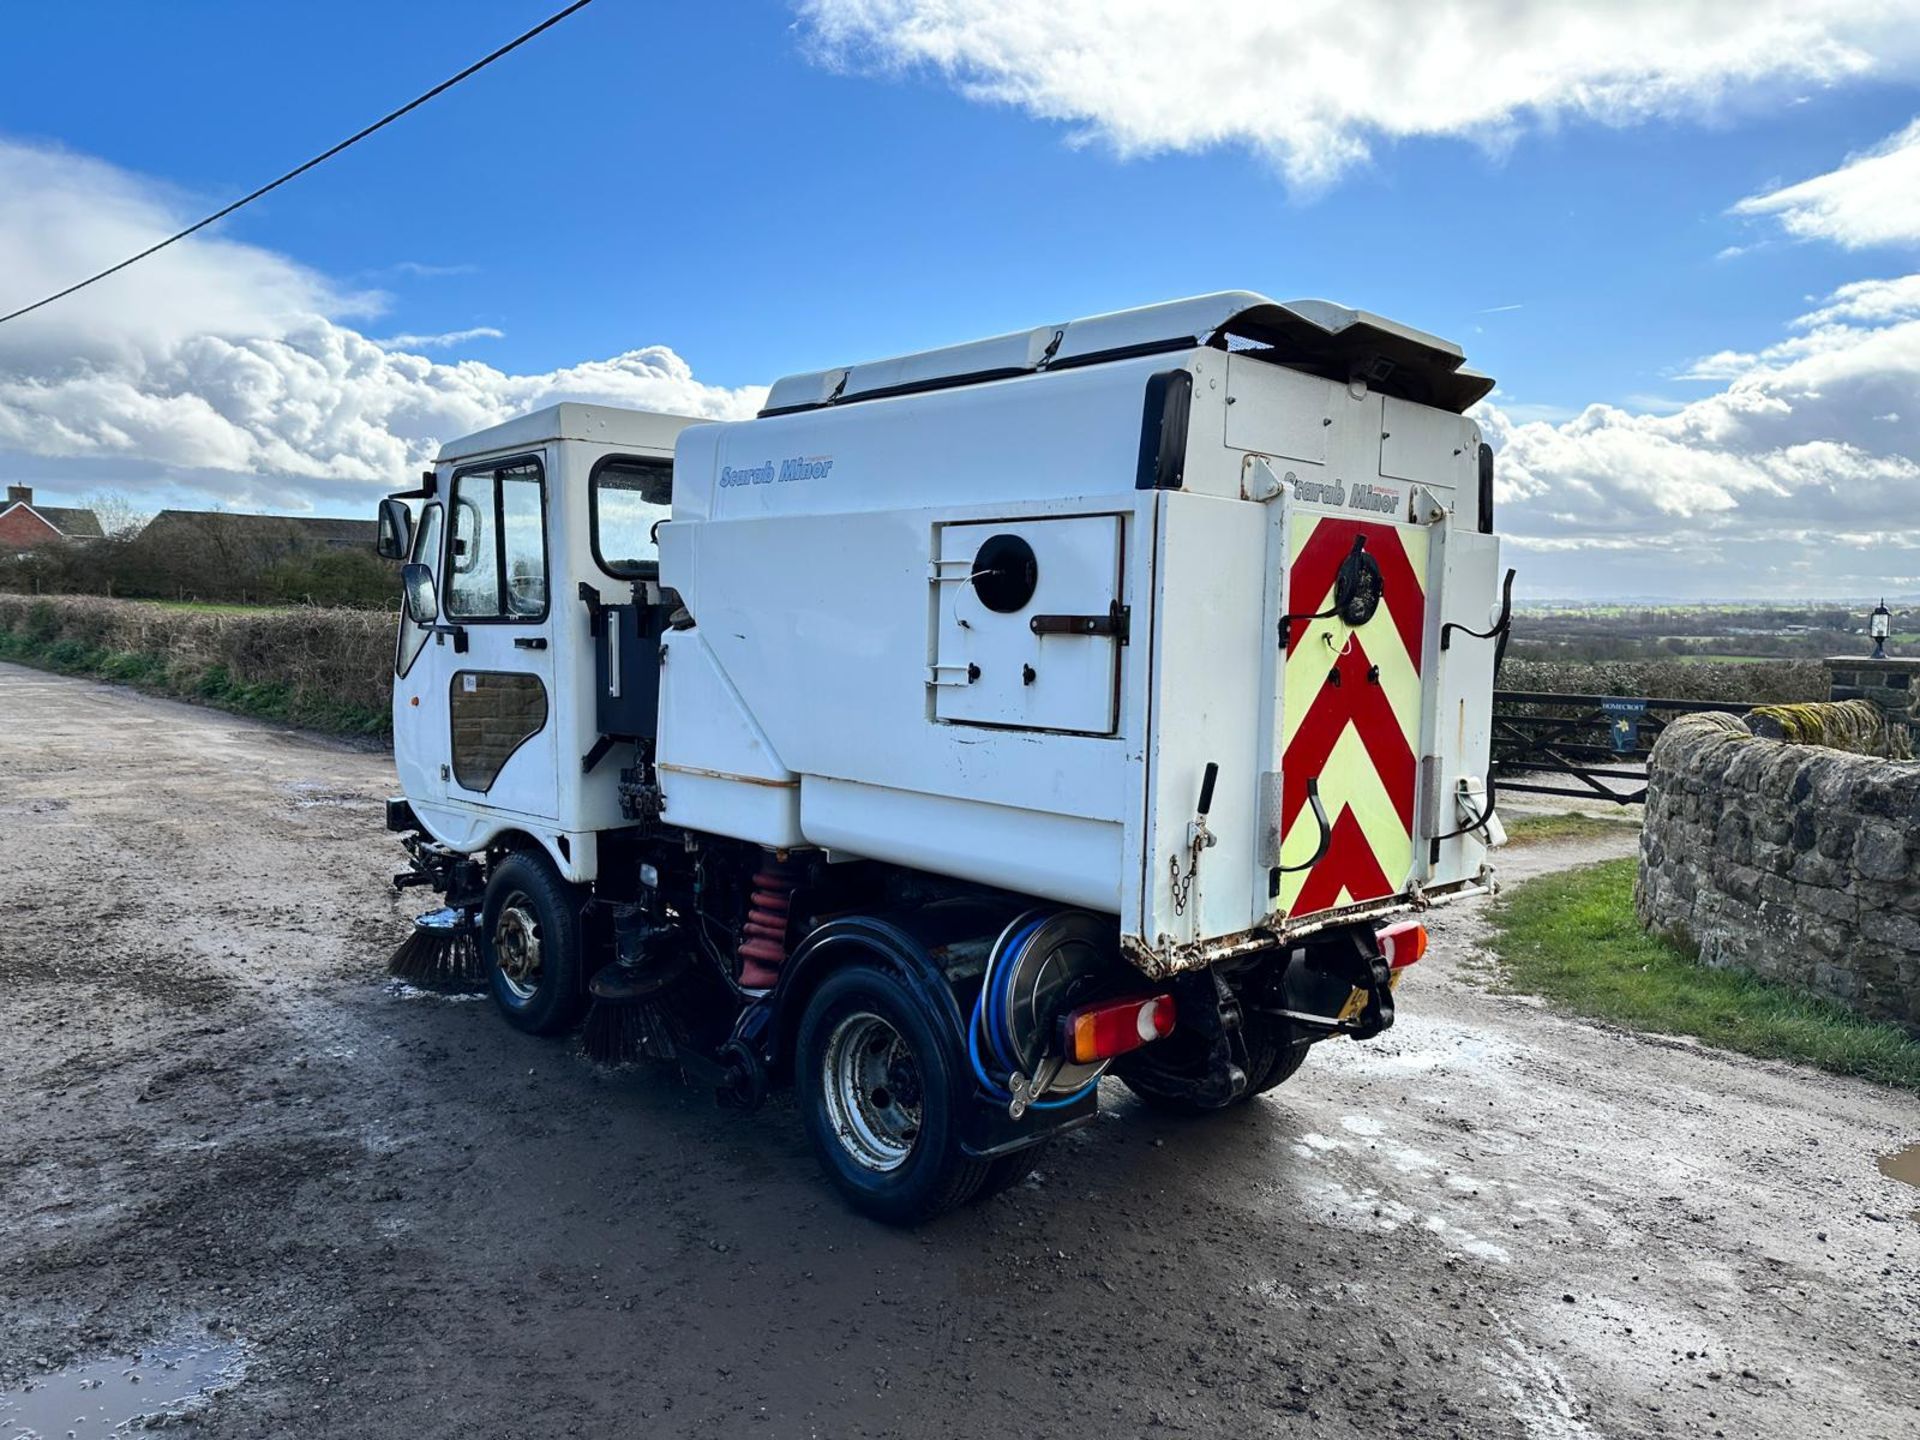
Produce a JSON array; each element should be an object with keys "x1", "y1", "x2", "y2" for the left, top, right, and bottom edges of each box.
[
  {"x1": 447, "y1": 457, "x2": 547, "y2": 620},
  {"x1": 590, "y1": 456, "x2": 672, "y2": 577},
  {"x1": 395, "y1": 502, "x2": 442, "y2": 677}
]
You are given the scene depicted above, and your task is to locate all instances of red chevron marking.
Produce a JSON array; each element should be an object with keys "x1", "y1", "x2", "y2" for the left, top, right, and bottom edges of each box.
[
  {"x1": 1288, "y1": 804, "x2": 1394, "y2": 917},
  {"x1": 1284, "y1": 518, "x2": 1425, "y2": 672},
  {"x1": 1280, "y1": 635, "x2": 1416, "y2": 836}
]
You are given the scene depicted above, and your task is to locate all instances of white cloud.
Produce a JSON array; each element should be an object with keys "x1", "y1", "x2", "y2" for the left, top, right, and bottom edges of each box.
[
  {"x1": 1482, "y1": 275, "x2": 1920, "y2": 596},
  {"x1": 0, "y1": 139, "x2": 764, "y2": 512},
  {"x1": 381, "y1": 261, "x2": 480, "y2": 279},
  {"x1": 797, "y1": 0, "x2": 1920, "y2": 187},
  {"x1": 373, "y1": 326, "x2": 505, "y2": 349},
  {"x1": 1794, "y1": 273, "x2": 1920, "y2": 325},
  {"x1": 1733, "y1": 117, "x2": 1920, "y2": 248}
]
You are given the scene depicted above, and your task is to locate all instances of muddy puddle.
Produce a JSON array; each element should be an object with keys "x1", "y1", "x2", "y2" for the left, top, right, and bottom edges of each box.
[
  {"x1": 0, "y1": 1335, "x2": 247, "y2": 1438},
  {"x1": 1879, "y1": 1142, "x2": 1920, "y2": 1220}
]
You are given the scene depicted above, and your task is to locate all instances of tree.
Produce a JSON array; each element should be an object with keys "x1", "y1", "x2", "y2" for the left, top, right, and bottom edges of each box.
[{"x1": 78, "y1": 489, "x2": 152, "y2": 541}]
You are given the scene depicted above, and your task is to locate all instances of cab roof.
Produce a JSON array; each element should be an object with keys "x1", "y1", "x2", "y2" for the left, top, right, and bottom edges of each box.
[
  {"x1": 436, "y1": 403, "x2": 697, "y2": 465},
  {"x1": 760, "y1": 291, "x2": 1495, "y2": 418}
]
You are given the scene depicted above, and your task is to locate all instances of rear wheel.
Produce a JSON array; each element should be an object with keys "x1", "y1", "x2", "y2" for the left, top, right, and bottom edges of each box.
[
  {"x1": 1247, "y1": 1022, "x2": 1309, "y2": 1095},
  {"x1": 796, "y1": 962, "x2": 988, "y2": 1224},
  {"x1": 482, "y1": 849, "x2": 587, "y2": 1036},
  {"x1": 971, "y1": 1141, "x2": 1048, "y2": 1204},
  {"x1": 1117, "y1": 1014, "x2": 1300, "y2": 1114}
]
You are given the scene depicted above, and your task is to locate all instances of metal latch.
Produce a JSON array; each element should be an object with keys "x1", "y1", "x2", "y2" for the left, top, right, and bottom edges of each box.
[
  {"x1": 926, "y1": 662, "x2": 980, "y2": 687},
  {"x1": 1030, "y1": 600, "x2": 1129, "y2": 643}
]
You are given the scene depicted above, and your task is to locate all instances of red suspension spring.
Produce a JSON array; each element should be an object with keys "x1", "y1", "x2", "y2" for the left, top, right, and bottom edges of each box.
[{"x1": 735, "y1": 860, "x2": 799, "y2": 990}]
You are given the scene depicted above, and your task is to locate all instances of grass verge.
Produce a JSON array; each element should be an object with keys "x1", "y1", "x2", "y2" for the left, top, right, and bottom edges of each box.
[
  {"x1": 0, "y1": 629, "x2": 388, "y2": 738},
  {"x1": 1503, "y1": 810, "x2": 1642, "y2": 845},
  {"x1": 1489, "y1": 858, "x2": 1920, "y2": 1092}
]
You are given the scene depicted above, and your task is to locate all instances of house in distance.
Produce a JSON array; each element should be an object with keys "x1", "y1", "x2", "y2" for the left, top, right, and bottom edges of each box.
[{"x1": 0, "y1": 485, "x2": 104, "y2": 551}]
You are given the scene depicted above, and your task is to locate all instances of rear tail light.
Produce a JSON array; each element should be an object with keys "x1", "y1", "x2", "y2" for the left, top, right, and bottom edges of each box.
[
  {"x1": 1060, "y1": 994, "x2": 1176, "y2": 1064},
  {"x1": 1377, "y1": 920, "x2": 1428, "y2": 970}
]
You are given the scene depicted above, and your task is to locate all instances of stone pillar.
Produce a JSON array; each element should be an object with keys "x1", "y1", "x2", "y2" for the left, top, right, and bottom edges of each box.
[{"x1": 1827, "y1": 655, "x2": 1920, "y2": 747}]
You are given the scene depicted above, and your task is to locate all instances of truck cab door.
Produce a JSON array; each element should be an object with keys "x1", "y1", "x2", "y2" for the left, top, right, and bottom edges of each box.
[
  {"x1": 439, "y1": 453, "x2": 560, "y2": 822},
  {"x1": 393, "y1": 500, "x2": 448, "y2": 805}
]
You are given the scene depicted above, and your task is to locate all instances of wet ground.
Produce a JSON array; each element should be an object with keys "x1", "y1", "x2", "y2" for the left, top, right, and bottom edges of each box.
[{"x1": 2, "y1": 662, "x2": 1917, "y2": 1439}]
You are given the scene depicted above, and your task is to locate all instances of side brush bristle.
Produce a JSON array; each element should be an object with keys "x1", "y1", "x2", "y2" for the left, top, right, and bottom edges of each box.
[
  {"x1": 387, "y1": 908, "x2": 485, "y2": 988},
  {"x1": 580, "y1": 996, "x2": 677, "y2": 1066}
]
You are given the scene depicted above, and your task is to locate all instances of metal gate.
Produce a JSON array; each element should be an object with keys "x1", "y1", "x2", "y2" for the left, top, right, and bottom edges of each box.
[{"x1": 1491, "y1": 691, "x2": 1751, "y2": 805}]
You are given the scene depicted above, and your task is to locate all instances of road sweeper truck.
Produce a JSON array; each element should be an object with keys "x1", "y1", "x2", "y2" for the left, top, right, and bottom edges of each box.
[{"x1": 376, "y1": 291, "x2": 1511, "y2": 1222}]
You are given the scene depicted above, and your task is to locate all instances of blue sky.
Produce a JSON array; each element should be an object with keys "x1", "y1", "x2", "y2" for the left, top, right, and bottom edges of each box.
[{"x1": 1, "y1": 1, "x2": 1917, "y2": 598}]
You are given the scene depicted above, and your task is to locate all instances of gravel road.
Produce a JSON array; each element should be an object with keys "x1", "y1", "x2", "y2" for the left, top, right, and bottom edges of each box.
[{"x1": 2, "y1": 662, "x2": 1916, "y2": 1439}]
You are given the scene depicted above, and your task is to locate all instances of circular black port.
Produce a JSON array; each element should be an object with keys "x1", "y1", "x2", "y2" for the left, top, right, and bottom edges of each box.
[
  {"x1": 971, "y1": 533, "x2": 1039, "y2": 614},
  {"x1": 1336, "y1": 544, "x2": 1383, "y2": 627}
]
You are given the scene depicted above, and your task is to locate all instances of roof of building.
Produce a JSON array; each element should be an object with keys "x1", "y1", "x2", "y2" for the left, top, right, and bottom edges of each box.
[
  {"x1": 760, "y1": 290, "x2": 1496, "y2": 417},
  {"x1": 140, "y1": 510, "x2": 376, "y2": 548},
  {"x1": 0, "y1": 501, "x2": 104, "y2": 538},
  {"x1": 37, "y1": 505, "x2": 105, "y2": 538}
]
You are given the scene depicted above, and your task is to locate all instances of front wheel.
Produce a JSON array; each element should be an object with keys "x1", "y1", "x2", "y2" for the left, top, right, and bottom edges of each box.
[
  {"x1": 795, "y1": 962, "x2": 989, "y2": 1224},
  {"x1": 482, "y1": 849, "x2": 587, "y2": 1036}
]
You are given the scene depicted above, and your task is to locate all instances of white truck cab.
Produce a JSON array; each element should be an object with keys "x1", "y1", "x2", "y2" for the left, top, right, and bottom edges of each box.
[
  {"x1": 392, "y1": 405, "x2": 694, "y2": 880},
  {"x1": 379, "y1": 292, "x2": 1510, "y2": 1223}
]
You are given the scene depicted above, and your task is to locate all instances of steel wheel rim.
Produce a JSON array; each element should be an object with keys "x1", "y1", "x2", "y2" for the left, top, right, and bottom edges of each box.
[
  {"x1": 494, "y1": 893, "x2": 543, "y2": 1002},
  {"x1": 821, "y1": 1011, "x2": 922, "y2": 1173}
]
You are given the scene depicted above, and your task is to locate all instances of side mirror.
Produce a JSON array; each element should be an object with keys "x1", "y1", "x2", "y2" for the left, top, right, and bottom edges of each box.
[
  {"x1": 376, "y1": 497, "x2": 413, "y2": 559},
  {"x1": 400, "y1": 562, "x2": 438, "y2": 625}
]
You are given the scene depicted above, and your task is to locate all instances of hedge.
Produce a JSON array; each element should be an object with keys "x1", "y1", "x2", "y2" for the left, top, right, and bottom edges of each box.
[
  {"x1": 0, "y1": 594, "x2": 393, "y2": 738},
  {"x1": 1499, "y1": 657, "x2": 1827, "y2": 705}
]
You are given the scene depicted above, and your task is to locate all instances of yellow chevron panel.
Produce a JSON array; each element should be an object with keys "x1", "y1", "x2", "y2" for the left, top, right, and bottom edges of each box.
[
  {"x1": 1277, "y1": 514, "x2": 1431, "y2": 921},
  {"x1": 1276, "y1": 724, "x2": 1416, "y2": 914}
]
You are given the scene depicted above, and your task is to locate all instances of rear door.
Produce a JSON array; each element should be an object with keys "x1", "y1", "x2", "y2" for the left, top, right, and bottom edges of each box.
[
  {"x1": 441, "y1": 454, "x2": 560, "y2": 821},
  {"x1": 1275, "y1": 511, "x2": 1430, "y2": 921},
  {"x1": 1421, "y1": 525, "x2": 1501, "y2": 885}
]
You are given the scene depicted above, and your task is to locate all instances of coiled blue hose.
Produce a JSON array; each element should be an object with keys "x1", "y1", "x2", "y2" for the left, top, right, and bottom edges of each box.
[{"x1": 967, "y1": 916, "x2": 1099, "y2": 1111}]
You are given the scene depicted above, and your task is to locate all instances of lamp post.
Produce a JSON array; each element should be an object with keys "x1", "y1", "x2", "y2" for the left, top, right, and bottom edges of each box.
[{"x1": 1870, "y1": 598, "x2": 1891, "y2": 660}]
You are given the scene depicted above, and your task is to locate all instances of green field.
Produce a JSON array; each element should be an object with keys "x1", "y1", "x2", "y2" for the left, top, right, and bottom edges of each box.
[
  {"x1": 1488, "y1": 859, "x2": 1920, "y2": 1092},
  {"x1": 1502, "y1": 811, "x2": 1642, "y2": 845}
]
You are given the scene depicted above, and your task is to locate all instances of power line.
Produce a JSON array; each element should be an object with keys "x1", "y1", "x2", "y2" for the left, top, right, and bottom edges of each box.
[{"x1": 0, "y1": 0, "x2": 597, "y2": 329}]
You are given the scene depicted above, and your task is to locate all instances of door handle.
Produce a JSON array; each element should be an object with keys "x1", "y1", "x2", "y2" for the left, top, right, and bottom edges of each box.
[
  {"x1": 1273, "y1": 778, "x2": 1333, "y2": 874},
  {"x1": 1029, "y1": 600, "x2": 1130, "y2": 643},
  {"x1": 513, "y1": 636, "x2": 548, "y2": 650}
]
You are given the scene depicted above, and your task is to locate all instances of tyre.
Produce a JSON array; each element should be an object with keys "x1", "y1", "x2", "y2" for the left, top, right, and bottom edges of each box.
[
  {"x1": 795, "y1": 962, "x2": 990, "y2": 1224},
  {"x1": 1116, "y1": 1015, "x2": 1297, "y2": 1114},
  {"x1": 482, "y1": 848, "x2": 587, "y2": 1036},
  {"x1": 971, "y1": 1141, "x2": 1048, "y2": 1205},
  {"x1": 1247, "y1": 1021, "x2": 1309, "y2": 1096}
]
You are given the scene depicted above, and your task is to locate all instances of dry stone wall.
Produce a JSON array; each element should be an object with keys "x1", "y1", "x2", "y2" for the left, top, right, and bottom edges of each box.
[{"x1": 1637, "y1": 711, "x2": 1920, "y2": 1032}]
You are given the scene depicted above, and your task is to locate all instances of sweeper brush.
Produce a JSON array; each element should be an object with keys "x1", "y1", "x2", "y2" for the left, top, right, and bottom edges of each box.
[
  {"x1": 388, "y1": 906, "x2": 485, "y2": 987},
  {"x1": 579, "y1": 930, "x2": 693, "y2": 1066},
  {"x1": 580, "y1": 990, "x2": 679, "y2": 1066}
]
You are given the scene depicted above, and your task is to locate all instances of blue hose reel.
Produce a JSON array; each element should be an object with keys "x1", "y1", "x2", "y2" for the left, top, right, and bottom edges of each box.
[{"x1": 967, "y1": 909, "x2": 1111, "y2": 1115}]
